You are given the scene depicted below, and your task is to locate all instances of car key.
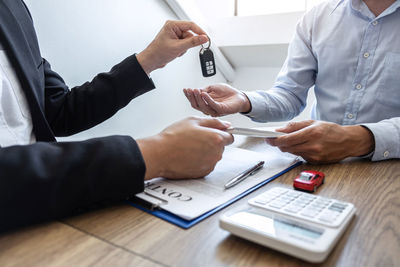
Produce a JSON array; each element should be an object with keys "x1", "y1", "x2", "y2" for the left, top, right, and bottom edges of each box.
[{"x1": 199, "y1": 36, "x2": 216, "y2": 77}]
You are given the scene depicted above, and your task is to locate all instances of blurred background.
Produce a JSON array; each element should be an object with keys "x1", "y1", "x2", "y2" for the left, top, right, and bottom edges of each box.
[{"x1": 24, "y1": 0, "x2": 324, "y2": 141}]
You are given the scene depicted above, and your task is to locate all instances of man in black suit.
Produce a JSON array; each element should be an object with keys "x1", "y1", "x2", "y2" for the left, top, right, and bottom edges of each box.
[{"x1": 0, "y1": 0, "x2": 233, "y2": 232}]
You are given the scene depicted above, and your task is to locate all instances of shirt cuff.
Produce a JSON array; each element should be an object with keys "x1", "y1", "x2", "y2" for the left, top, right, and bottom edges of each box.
[
  {"x1": 241, "y1": 91, "x2": 270, "y2": 122},
  {"x1": 361, "y1": 122, "x2": 400, "y2": 161}
]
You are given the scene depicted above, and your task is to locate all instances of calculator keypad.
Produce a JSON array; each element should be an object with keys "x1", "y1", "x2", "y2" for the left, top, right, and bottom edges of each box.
[{"x1": 249, "y1": 187, "x2": 352, "y2": 228}]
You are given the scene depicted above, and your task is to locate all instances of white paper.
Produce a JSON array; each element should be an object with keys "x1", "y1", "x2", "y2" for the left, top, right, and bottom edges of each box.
[
  {"x1": 136, "y1": 146, "x2": 299, "y2": 220},
  {"x1": 226, "y1": 127, "x2": 286, "y2": 138}
]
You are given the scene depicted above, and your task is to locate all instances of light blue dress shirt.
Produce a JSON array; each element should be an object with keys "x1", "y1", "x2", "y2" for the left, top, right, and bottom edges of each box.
[{"x1": 245, "y1": 0, "x2": 400, "y2": 161}]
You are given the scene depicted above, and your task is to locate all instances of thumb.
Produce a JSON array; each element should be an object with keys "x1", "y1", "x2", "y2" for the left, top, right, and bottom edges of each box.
[
  {"x1": 178, "y1": 35, "x2": 208, "y2": 50},
  {"x1": 276, "y1": 120, "x2": 315, "y2": 133},
  {"x1": 198, "y1": 118, "x2": 231, "y2": 130}
]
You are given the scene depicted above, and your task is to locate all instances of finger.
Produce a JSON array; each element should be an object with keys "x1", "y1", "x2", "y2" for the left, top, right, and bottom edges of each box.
[
  {"x1": 184, "y1": 89, "x2": 200, "y2": 110},
  {"x1": 185, "y1": 90, "x2": 201, "y2": 111},
  {"x1": 198, "y1": 117, "x2": 231, "y2": 130},
  {"x1": 276, "y1": 142, "x2": 314, "y2": 154},
  {"x1": 265, "y1": 138, "x2": 276, "y2": 146},
  {"x1": 193, "y1": 89, "x2": 218, "y2": 116},
  {"x1": 276, "y1": 120, "x2": 315, "y2": 133},
  {"x1": 208, "y1": 129, "x2": 235, "y2": 146},
  {"x1": 218, "y1": 131, "x2": 235, "y2": 146},
  {"x1": 204, "y1": 84, "x2": 221, "y2": 94},
  {"x1": 193, "y1": 89, "x2": 215, "y2": 115},
  {"x1": 173, "y1": 21, "x2": 207, "y2": 36},
  {"x1": 183, "y1": 88, "x2": 189, "y2": 99},
  {"x1": 178, "y1": 35, "x2": 208, "y2": 50},
  {"x1": 267, "y1": 130, "x2": 311, "y2": 148},
  {"x1": 180, "y1": 32, "x2": 195, "y2": 56},
  {"x1": 201, "y1": 92, "x2": 223, "y2": 115},
  {"x1": 204, "y1": 85, "x2": 214, "y2": 93},
  {"x1": 182, "y1": 31, "x2": 194, "y2": 39}
]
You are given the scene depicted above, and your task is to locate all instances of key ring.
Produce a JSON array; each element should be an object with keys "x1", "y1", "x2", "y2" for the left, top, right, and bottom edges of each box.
[{"x1": 201, "y1": 35, "x2": 211, "y2": 50}]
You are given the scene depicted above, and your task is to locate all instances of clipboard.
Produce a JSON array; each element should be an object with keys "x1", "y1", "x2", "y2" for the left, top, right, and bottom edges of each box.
[{"x1": 128, "y1": 160, "x2": 302, "y2": 229}]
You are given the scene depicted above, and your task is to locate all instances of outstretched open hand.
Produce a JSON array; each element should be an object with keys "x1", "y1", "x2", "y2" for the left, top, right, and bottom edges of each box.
[{"x1": 183, "y1": 84, "x2": 251, "y2": 117}]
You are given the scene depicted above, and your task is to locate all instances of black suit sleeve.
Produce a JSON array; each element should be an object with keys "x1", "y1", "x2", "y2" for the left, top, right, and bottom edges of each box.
[
  {"x1": 0, "y1": 55, "x2": 154, "y2": 233},
  {"x1": 0, "y1": 1, "x2": 157, "y2": 233},
  {"x1": 1, "y1": 51, "x2": 156, "y2": 233},
  {"x1": 44, "y1": 54, "x2": 155, "y2": 136},
  {"x1": 0, "y1": 136, "x2": 146, "y2": 233}
]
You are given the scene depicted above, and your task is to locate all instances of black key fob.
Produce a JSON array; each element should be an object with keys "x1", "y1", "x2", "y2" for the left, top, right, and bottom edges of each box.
[{"x1": 199, "y1": 37, "x2": 216, "y2": 77}]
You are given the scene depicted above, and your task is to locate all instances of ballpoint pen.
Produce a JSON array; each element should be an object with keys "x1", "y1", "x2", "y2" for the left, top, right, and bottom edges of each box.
[{"x1": 224, "y1": 161, "x2": 265, "y2": 189}]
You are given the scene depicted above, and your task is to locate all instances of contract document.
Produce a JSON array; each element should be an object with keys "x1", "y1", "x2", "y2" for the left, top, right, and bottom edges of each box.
[{"x1": 135, "y1": 146, "x2": 300, "y2": 221}]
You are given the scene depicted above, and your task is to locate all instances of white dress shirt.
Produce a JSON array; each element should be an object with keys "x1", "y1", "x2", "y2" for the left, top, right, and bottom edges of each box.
[
  {"x1": 245, "y1": 0, "x2": 400, "y2": 161},
  {"x1": 0, "y1": 42, "x2": 36, "y2": 147}
]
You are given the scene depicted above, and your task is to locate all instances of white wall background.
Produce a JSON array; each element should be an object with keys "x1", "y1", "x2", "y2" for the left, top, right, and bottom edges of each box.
[
  {"x1": 24, "y1": 0, "x2": 227, "y2": 141},
  {"x1": 24, "y1": 0, "x2": 313, "y2": 140}
]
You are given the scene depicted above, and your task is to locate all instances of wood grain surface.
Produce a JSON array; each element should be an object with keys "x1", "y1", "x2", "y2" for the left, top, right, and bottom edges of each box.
[
  {"x1": 1, "y1": 137, "x2": 399, "y2": 267},
  {"x1": 0, "y1": 222, "x2": 163, "y2": 267}
]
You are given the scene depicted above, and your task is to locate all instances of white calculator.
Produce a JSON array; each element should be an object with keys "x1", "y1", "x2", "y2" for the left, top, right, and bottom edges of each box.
[{"x1": 219, "y1": 187, "x2": 355, "y2": 263}]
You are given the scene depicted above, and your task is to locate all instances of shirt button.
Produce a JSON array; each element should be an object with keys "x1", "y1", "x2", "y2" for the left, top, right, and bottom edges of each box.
[
  {"x1": 383, "y1": 151, "x2": 390, "y2": 158},
  {"x1": 347, "y1": 113, "x2": 354, "y2": 119},
  {"x1": 356, "y1": 84, "x2": 362, "y2": 90},
  {"x1": 363, "y1": 52, "x2": 370, "y2": 58},
  {"x1": 372, "y1": 21, "x2": 378, "y2": 26}
]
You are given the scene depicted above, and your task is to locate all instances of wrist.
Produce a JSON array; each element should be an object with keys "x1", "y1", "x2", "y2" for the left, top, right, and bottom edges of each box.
[
  {"x1": 136, "y1": 50, "x2": 157, "y2": 76},
  {"x1": 239, "y1": 91, "x2": 252, "y2": 113},
  {"x1": 136, "y1": 135, "x2": 165, "y2": 180},
  {"x1": 344, "y1": 125, "x2": 375, "y2": 157}
]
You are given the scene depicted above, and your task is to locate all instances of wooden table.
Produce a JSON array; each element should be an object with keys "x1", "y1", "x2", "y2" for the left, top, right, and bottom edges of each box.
[{"x1": 1, "y1": 137, "x2": 399, "y2": 267}]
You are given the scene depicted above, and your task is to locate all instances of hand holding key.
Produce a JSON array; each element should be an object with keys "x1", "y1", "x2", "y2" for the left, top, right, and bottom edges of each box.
[{"x1": 137, "y1": 20, "x2": 208, "y2": 75}]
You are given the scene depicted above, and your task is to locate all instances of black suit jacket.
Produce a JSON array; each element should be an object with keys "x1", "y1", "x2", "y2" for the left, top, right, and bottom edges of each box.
[{"x1": 0, "y1": 0, "x2": 155, "y2": 232}]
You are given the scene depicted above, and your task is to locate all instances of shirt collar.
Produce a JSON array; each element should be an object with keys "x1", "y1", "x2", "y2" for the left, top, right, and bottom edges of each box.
[
  {"x1": 350, "y1": 0, "x2": 400, "y2": 20},
  {"x1": 378, "y1": 0, "x2": 400, "y2": 18},
  {"x1": 351, "y1": 0, "x2": 375, "y2": 20},
  {"x1": 331, "y1": 0, "x2": 346, "y2": 14}
]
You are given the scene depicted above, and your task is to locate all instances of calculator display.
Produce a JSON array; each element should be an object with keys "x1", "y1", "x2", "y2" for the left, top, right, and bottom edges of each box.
[{"x1": 228, "y1": 211, "x2": 323, "y2": 241}]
